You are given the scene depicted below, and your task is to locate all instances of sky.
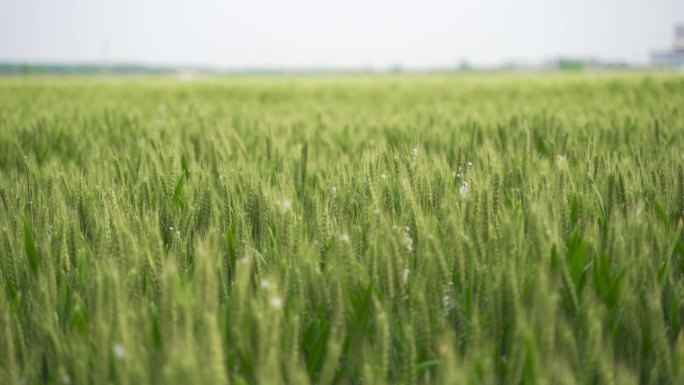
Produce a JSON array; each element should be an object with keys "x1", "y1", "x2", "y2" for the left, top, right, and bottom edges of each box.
[{"x1": 1, "y1": 0, "x2": 683, "y2": 69}]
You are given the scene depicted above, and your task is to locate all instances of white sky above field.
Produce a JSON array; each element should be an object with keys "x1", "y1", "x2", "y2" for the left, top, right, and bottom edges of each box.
[{"x1": 0, "y1": 0, "x2": 682, "y2": 69}]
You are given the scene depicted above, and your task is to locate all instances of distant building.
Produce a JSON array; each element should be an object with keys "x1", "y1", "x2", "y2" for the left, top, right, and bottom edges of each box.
[
  {"x1": 651, "y1": 24, "x2": 684, "y2": 67},
  {"x1": 675, "y1": 24, "x2": 684, "y2": 51}
]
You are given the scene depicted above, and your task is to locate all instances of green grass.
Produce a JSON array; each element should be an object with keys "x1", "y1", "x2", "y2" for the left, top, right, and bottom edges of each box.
[{"x1": 1, "y1": 73, "x2": 683, "y2": 384}]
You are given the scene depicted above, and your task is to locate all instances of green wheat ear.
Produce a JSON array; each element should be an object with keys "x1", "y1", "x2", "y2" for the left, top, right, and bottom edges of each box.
[{"x1": 678, "y1": 165, "x2": 684, "y2": 221}]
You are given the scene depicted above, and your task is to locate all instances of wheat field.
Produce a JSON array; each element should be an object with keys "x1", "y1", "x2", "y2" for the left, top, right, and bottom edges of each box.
[{"x1": 1, "y1": 74, "x2": 683, "y2": 384}]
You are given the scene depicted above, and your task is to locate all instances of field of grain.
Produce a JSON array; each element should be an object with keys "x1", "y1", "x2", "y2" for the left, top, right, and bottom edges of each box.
[{"x1": 1, "y1": 74, "x2": 683, "y2": 384}]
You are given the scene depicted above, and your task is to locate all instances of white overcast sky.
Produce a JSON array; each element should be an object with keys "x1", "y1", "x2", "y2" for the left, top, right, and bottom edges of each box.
[{"x1": 0, "y1": 0, "x2": 683, "y2": 68}]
